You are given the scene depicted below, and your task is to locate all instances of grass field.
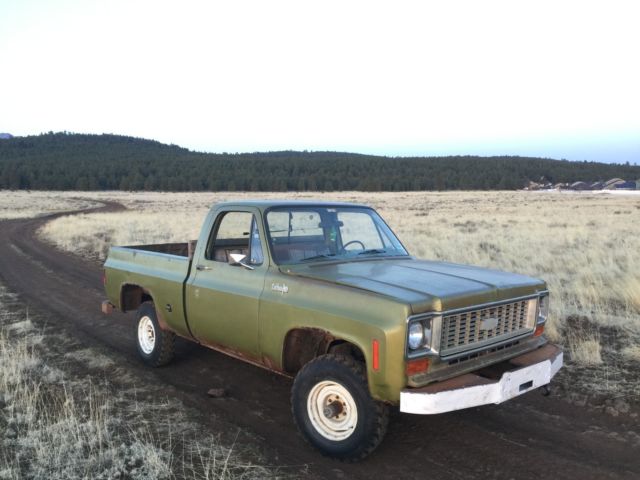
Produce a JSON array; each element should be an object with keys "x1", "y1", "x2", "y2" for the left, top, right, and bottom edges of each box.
[
  {"x1": 0, "y1": 286, "x2": 278, "y2": 479},
  {"x1": 6, "y1": 189, "x2": 640, "y2": 397},
  {"x1": 0, "y1": 192, "x2": 100, "y2": 219}
]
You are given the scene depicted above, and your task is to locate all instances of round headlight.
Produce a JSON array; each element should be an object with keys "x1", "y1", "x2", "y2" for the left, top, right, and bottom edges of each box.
[{"x1": 408, "y1": 322, "x2": 424, "y2": 350}]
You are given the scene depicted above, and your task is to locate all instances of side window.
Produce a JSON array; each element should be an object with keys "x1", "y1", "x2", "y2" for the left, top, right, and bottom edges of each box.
[{"x1": 206, "y1": 211, "x2": 264, "y2": 265}]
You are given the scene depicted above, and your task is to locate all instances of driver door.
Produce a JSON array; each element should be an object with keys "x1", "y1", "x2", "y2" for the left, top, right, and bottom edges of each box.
[{"x1": 186, "y1": 208, "x2": 267, "y2": 358}]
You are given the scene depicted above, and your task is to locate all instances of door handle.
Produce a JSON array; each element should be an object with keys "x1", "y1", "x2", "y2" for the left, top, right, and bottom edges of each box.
[{"x1": 195, "y1": 264, "x2": 212, "y2": 271}]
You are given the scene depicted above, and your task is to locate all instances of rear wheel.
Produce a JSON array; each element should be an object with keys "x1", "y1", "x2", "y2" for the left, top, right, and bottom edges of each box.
[
  {"x1": 135, "y1": 301, "x2": 175, "y2": 367},
  {"x1": 291, "y1": 354, "x2": 389, "y2": 461}
]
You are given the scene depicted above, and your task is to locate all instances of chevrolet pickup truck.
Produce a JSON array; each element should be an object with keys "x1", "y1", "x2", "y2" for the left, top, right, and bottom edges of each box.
[{"x1": 102, "y1": 200, "x2": 562, "y2": 460}]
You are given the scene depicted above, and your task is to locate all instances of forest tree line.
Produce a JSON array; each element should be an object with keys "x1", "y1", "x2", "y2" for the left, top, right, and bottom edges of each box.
[{"x1": 1, "y1": 132, "x2": 639, "y2": 191}]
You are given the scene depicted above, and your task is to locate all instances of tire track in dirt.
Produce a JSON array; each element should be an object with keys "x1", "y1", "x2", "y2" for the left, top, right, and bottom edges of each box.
[{"x1": 0, "y1": 201, "x2": 638, "y2": 479}]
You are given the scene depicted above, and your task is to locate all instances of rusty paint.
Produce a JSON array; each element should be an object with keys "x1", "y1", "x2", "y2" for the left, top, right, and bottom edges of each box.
[
  {"x1": 154, "y1": 304, "x2": 171, "y2": 331},
  {"x1": 509, "y1": 343, "x2": 561, "y2": 367},
  {"x1": 282, "y1": 327, "x2": 335, "y2": 374},
  {"x1": 101, "y1": 300, "x2": 114, "y2": 315},
  {"x1": 200, "y1": 339, "x2": 292, "y2": 378},
  {"x1": 261, "y1": 355, "x2": 278, "y2": 371},
  {"x1": 412, "y1": 373, "x2": 494, "y2": 394}
]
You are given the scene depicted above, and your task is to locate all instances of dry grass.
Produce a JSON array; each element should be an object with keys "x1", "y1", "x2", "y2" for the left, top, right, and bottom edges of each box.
[
  {"x1": 568, "y1": 337, "x2": 603, "y2": 365},
  {"x1": 37, "y1": 191, "x2": 640, "y2": 331},
  {"x1": 0, "y1": 286, "x2": 282, "y2": 479},
  {"x1": 0, "y1": 191, "x2": 100, "y2": 219},
  {"x1": 622, "y1": 345, "x2": 640, "y2": 362}
]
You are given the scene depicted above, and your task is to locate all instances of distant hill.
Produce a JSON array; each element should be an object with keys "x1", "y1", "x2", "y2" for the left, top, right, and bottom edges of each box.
[
  {"x1": 0, "y1": 133, "x2": 13, "y2": 140},
  {"x1": 0, "y1": 132, "x2": 638, "y2": 191}
]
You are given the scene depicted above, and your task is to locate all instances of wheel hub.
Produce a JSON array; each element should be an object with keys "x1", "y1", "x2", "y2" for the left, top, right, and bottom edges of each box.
[
  {"x1": 137, "y1": 315, "x2": 156, "y2": 354},
  {"x1": 307, "y1": 381, "x2": 358, "y2": 441},
  {"x1": 323, "y1": 398, "x2": 345, "y2": 418}
]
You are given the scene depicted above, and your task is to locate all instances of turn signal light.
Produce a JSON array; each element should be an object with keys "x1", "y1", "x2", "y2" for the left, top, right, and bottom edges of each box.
[
  {"x1": 534, "y1": 324, "x2": 545, "y2": 337},
  {"x1": 372, "y1": 339, "x2": 380, "y2": 371},
  {"x1": 406, "y1": 358, "x2": 429, "y2": 376}
]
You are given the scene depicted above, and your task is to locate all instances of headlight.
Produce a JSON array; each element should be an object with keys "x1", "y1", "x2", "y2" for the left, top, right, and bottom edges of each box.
[
  {"x1": 408, "y1": 323, "x2": 424, "y2": 350},
  {"x1": 537, "y1": 293, "x2": 550, "y2": 324},
  {"x1": 407, "y1": 315, "x2": 441, "y2": 357}
]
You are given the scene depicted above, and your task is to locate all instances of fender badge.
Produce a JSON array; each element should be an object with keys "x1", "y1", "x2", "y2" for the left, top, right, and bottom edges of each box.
[{"x1": 271, "y1": 283, "x2": 289, "y2": 295}]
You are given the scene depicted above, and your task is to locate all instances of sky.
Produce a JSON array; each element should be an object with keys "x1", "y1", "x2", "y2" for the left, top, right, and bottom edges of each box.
[{"x1": 0, "y1": 0, "x2": 638, "y2": 163}]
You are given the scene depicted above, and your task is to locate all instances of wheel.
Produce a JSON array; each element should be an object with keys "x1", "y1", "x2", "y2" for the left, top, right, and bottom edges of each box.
[
  {"x1": 291, "y1": 354, "x2": 389, "y2": 461},
  {"x1": 135, "y1": 301, "x2": 175, "y2": 367}
]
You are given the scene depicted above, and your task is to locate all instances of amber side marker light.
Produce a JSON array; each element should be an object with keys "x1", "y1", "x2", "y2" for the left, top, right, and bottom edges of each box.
[
  {"x1": 406, "y1": 358, "x2": 430, "y2": 376},
  {"x1": 534, "y1": 324, "x2": 545, "y2": 337},
  {"x1": 372, "y1": 339, "x2": 380, "y2": 370}
]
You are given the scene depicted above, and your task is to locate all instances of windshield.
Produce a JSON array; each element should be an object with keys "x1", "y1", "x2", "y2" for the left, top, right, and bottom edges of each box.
[{"x1": 265, "y1": 206, "x2": 408, "y2": 265}]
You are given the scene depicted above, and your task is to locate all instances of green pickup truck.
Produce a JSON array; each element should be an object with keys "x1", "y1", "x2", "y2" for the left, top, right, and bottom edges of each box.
[{"x1": 102, "y1": 200, "x2": 562, "y2": 460}]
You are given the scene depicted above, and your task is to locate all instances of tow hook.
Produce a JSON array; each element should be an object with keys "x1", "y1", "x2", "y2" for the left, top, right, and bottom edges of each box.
[{"x1": 539, "y1": 385, "x2": 551, "y2": 397}]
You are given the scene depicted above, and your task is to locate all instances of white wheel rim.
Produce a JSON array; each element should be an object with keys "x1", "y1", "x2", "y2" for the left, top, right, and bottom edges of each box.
[
  {"x1": 138, "y1": 315, "x2": 156, "y2": 354},
  {"x1": 307, "y1": 380, "x2": 358, "y2": 441}
]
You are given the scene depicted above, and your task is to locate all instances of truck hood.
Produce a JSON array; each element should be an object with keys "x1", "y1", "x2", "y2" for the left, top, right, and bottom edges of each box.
[{"x1": 283, "y1": 257, "x2": 546, "y2": 314}]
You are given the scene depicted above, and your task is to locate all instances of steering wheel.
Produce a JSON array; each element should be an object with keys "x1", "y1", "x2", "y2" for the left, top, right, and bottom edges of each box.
[{"x1": 341, "y1": 240, "x2": 365, "y2": 252}]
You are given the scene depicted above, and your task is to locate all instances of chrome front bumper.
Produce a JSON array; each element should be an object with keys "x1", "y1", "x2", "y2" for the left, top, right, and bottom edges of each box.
[{"x1": 400, "y1": 344, "x2": 563, "y2": 415}]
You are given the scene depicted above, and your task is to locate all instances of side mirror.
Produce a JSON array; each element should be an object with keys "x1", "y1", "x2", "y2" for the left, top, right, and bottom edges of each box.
[{"x1": 228, "y1": 253, "x2": 255, "y2": 270}]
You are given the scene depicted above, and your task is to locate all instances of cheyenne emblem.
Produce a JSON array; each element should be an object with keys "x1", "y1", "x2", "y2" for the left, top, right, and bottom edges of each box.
[
  {"x1": 271, "y1": 283, "x2": 289, "y2": 294},
  {"x1": 479, "y1": 317, "x2": 499, "y2": 331}
]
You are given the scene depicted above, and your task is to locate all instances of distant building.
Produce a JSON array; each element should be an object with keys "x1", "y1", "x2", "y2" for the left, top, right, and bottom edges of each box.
[
  {"x1": 604, "y1": 178, "x2": 626, "y2": 189},
  {"x1": 614, "y1": 181, "x2": 637, "y2": 190},
  {"x1": 570, "y1": 181, "x2": 590, "y2": 190},
  {"x1": 590, "y1": 181, "x2": 604, "y2": 190}
]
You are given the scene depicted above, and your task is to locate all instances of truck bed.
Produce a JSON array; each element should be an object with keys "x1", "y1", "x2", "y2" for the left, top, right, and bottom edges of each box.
[
  {"x1": 129, "y1": 242, "x2": 192, "y2": 257},
  {"x1": 104, "y1": 242, "x2": 195, "y2": 337}
]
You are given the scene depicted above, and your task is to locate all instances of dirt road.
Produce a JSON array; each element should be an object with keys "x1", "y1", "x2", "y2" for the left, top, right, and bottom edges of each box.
[{"x1": 0, "y1": 202, "x2": 638, "y2": 479}]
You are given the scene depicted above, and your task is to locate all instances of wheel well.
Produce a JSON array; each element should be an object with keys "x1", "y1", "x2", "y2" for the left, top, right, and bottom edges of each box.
[
  {"x1": 120, "y1": 284, "x2": 152, "y2": 312},
  {"x1": 282, "y1": 328, "x2": 365, "y2": 375}
]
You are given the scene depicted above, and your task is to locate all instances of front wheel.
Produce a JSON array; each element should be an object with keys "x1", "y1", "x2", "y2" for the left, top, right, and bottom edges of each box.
[
  {"x1": 291, "y1": 354, "x2": 389, "y2": 461},
  {"x1": 135, "y1": 301, "x2": 175, "y2": 367}
]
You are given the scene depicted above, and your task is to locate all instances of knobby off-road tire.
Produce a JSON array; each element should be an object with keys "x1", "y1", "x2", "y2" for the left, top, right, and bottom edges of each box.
[
  {"x1": 135, "y1": 301, "x2": 175, "y2": 367},
  {"x1": 291, "y1": 354, "x2": 389, "y2": 461}
]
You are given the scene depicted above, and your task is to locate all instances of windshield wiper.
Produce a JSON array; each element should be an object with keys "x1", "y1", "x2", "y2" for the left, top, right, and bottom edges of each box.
[
  {"x1": 357, "y1": 249, "x2": 387, "y2": 256},
  {"x1": 300, "y1": 253, "x2": 337, "y2": 262}
]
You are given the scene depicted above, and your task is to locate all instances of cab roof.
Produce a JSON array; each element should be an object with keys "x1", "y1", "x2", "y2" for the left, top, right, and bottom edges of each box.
[{"x1": 212, "y1": 200, "x2": 371, "y2": 211}]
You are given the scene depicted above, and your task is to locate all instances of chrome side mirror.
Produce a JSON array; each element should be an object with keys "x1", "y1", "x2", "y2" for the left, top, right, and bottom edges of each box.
[{"x1": 228, "y1": 253, "x2": 255, "y2": 270}]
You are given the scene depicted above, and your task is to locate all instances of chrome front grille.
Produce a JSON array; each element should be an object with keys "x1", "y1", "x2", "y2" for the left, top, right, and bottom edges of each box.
[{"x1": 440, "y1": 298, "x2": 537, "y2": 357}]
